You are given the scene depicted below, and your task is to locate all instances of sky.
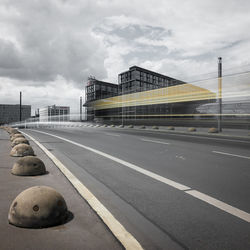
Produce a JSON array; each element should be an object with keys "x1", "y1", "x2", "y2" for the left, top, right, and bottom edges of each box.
[{"x1": 0, "y1": 0, "x2": 250, "y2": 115}]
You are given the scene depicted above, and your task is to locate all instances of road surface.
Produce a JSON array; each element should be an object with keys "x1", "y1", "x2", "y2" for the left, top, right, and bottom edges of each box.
[{"x1": 22, "y1": 126, "x2": 250, "y2": 250}]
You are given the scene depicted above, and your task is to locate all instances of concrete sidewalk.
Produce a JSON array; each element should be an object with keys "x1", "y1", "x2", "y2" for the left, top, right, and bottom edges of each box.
[{"x1": 0, "y1": 129, "x2": 122, "y2": 250}]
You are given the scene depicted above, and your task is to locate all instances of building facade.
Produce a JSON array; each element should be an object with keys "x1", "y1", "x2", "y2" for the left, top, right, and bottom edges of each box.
[
  {"x1": 86, "y1": 77, "x2": 118, "y2": 102},
  {"x1": 118, "y1": 66, "x2": 185, "y2": 95},
  {"x1": 84, "y1": 66, "x2": 216, "y2": 124},
  {"x1": 0, "y1": 104, "x2": 31, "y2": 125},
  {"x1": 39, "y1": 105, "x2": 70, "y2": 122}
]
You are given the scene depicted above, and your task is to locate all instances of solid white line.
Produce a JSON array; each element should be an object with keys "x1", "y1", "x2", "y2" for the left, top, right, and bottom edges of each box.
[
  {"x1": 185, "y1": 190, "x2": 250, "y2": 223},
  {"x1": 22, "y1": 131, "x2": 143, "y2": 250},
  {"x1": 28, "y1": 129, "x2": 250, "y2": 223},
  {"x1": 140, "y1": 138, "x2": 170, "y2": 145},
  {"x1": 29, "y1": 129, "x2": 190, "y2": 191},
  {"x1": 212, "y1": 151, "x2": 250, "y2": 160}
]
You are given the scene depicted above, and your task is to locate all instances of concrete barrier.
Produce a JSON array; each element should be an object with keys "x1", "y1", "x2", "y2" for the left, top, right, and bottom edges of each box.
[
  {"x1": 128, "y1": 125, "x2": 134, "y2": 128},
  {"x1": 11, "y1": 156, "x2": 46, "y2": 176},
  {"x1": 152, "y1": 126, "x2": 159, "y2": 129},
  {"x1": 8, "y1": 186, "x2": 68, "y2": 228},
  {"x1": 208, "y1": 127, "x2": 218, "y2": 133},
  {"x1": 11, "y1": 138, "x2": 29, "y2": 148},
  {"x1": 10, "y1": 144, "x2": 35, "y2": 157}
]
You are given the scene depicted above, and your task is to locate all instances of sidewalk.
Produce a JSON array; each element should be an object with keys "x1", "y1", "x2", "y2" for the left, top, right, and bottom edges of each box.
[{"x1": 0, "y1": 128, "x2": 122, "y2": 250}]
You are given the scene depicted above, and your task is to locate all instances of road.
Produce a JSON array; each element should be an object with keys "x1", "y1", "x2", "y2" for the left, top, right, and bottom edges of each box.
[{"x1": 22, "y1": 126, "x2": 250, "y2": 250}]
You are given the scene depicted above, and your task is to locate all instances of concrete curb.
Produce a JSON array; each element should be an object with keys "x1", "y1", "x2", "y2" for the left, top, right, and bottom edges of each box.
[{"x1": 22, "y1": 131, "x2": 143, "y2": 250}]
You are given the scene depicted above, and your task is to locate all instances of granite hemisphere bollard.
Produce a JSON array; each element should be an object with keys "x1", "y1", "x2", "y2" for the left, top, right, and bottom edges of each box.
[
  {"x1": 188, "y1": 127, "x2": 197, "y2": 132},
  {"x1": 167, "y1": 126, "x2": 175, "y2": 130},
  {"x1": 11, "y1": 156, "x2": 46, "y2": 176},
  {"x1": 208, "y1": 127, "x2": 218, "y2": 133},
  {"x1": 8, "y1": 186, "x2": 68, "y2": 228},
  {"x1": 10, "y1": 144, "x2": 35, "y2": 157},
  {"x1": 10, "y1": 133, "x2": 25, "y2": 142},
  {"x1": 11, "y1": 138, "x2": 30, "y2": 148}
]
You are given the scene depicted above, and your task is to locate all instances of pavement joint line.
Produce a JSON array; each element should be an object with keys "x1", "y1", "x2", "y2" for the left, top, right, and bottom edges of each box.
[
  {"x1": 140, "y1": 138, "x2": 170, "y2": 145},
  {"x1": 185, "y1": 190, "x2": 250, "y2": 223},
  {"x1": 22, "y1": 131, "x2": 143, "y2": 250},
  {"x1": 27, "y1": 129, "x2": 250, "y2": 223},
  {"x1": 212, "y1": 150, "x2": 250, "y2": 160}
]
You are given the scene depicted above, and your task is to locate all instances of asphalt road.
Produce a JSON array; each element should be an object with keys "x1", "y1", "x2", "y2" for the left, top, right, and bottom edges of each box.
[{"x1": 22, "y1": 126, "x2": 250, "y2": 250}]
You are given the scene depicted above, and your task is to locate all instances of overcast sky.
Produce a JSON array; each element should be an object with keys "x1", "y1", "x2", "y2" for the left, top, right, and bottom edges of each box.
[{"x1": 0, "y1": 0, "x2": 250, "y2": 115}]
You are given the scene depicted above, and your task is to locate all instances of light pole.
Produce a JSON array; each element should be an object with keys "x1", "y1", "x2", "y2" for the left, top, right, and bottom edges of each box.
[
  {"x1": 19, "y1": 91, "x2": 22, "y2": 122},
  {"x1": 218, "y1": 57, "x2": 222, "y2": 132},
  {"x1": 80, "y1": 96, "x2": 82, "y2": 122}
]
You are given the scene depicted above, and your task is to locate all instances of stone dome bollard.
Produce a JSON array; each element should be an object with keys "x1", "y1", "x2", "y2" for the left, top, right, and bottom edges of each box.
[
  {"x1": 188, "y1": 127, "x2": 196, "y2": 132},
  {"x1": 11, "y1": 134, "x2": 25, "y2": 141},
  {"x1": 10, "y1": 144, "x2": 34, "y2": 157},
  {"x1": 11, "y1": 156, "x2": 46, "y2": 176},
  {"x1": 167, "y1": 126, "x2": 175, "y2": 130},
  {"x1": 8, "y1": 186, "x2": 68, "y2": 228},
  {"x1": 208, "y1": 127, "x2": 218, "y2": 133},
  {"x1": 11, "y1": 138, "x2": 29, "y2": 148},
  {"x1": 8, "y1": 128, "x2": 18, "y2": 134}
]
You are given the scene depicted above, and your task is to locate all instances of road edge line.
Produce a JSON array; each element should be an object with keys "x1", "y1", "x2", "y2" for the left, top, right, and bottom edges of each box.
[{"x1": 22, "y1": 131, "x2": 143, "y2": 250}]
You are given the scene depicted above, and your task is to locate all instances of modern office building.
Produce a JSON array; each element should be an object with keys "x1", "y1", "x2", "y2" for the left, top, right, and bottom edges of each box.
[
  {"x1": 84, "y1": 66, "x2": 216, "y2": 124},
  {"x1": 118, "y1": 65, "x2": 185, "y2": 95},
  {"x1": 39, "y1": 105, "x2": 70, "y2": 122},
  {"x1": 86, "y1": 77, "x2": 118, "y2": 102},
  {"x1": 0, "y1": 104, "x2": 31, "y2": 125}
]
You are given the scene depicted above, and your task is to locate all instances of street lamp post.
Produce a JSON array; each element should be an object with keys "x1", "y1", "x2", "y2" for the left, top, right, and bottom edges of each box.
[{"x1": 218, "y1": 57, "x2": 222, "y2": 132}]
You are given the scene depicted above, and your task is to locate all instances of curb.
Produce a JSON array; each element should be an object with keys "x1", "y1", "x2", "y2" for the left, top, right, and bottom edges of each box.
[{"x1": 22, "y1": 131, "x2": 143, "y2": 250}]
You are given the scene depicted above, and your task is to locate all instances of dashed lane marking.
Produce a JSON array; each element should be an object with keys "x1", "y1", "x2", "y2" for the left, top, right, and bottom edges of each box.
[
  {"x1": 140, "y1": 138, "x2": 170, "y2": 145},
  {"x1": 212, "y1": 150, "x2": 250, "y2": 160}
]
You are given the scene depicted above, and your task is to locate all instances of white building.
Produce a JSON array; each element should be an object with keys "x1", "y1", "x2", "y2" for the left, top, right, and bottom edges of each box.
[{"x1": 39, "y1": 105, "x2": 70, "y2": 122}]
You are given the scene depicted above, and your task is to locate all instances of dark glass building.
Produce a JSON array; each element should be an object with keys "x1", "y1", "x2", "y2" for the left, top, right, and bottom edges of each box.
[
  {"x1": 118, "y1": 65, "x2": 185, "y2": 94},
  {"x1": 86, "y1": 77, "x2": 118, "y2": 103}
]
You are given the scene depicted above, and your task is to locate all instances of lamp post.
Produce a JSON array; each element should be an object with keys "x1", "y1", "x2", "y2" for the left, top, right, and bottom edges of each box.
[
  {"x1": 80, "y1": 96, "x2": 82, "y2": 122},
  {"x1": 218, "y1": 57, "x2": 222, "y2": 132},
  {"x1": 19, "y1": 91, "x2": 22, "y2": 122}
]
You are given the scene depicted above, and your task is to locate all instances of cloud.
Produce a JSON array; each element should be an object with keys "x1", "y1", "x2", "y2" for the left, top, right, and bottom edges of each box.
[
  {"x1": 0, "y1": 0, "x2": 107, "y2": 86},
  {"x1": 1, "y1": 0, "x2": 250, "y2": 115}
]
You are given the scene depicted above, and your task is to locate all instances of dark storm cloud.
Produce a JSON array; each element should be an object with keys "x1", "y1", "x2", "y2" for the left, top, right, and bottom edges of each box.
[{"x1": 0, "y1": 0, "x2": 107, "y2": 86}]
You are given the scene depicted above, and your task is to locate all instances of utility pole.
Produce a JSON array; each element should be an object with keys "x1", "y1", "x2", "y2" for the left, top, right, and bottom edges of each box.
[
  {"x1": 19, "y1": 91, "x2": 22, "y2": 122},
  {"x1": 80, "y1": 96, "x2": 82, "y2": 122},
  {"x1": 218, "y1": 57, "x2": 222, "y2": 132}
]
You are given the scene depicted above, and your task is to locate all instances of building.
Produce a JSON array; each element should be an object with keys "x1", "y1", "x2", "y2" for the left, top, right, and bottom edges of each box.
[
  {"x1": 0, "y1": 104, "x2": 31, "y2": 125},
  {"x1": 85, "y1": 77, "x2": 118, "y2": 120},
  {"x1": 39, "y1": 105, "x2": 70, "y2": 122},
  {"x1": 84, "y1": 66, "x2": 216, "y2": 124},
  {"x1": 118, "y1": 65, "x2": 185, "y2": 95},
  {"x1": 86, "y1": 77, "x2": 118, "y2": 102}
]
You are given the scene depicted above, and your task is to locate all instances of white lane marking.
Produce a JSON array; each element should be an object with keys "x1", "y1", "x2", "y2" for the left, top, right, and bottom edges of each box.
[
  {"x1": 138, "y1": 130, "x2": 250, "y2": 144},
  {"x1": 28, "y1": 129, "x2": 250, "y2": 223},
  {"x1": 22, "y1": 131, "x2": 143, "y2": 250},
  {"x1": 29, "y1": 129, "x2": 189, "y2": 191},
  {"x1": 140, "y1": 138, "x2": 170, "y2": 145},
  {"x1": 212, "y1": 151, "x2": 250, "y2": 160},
  {"x1": 105, "y1": 133, "x2": 121, "y2": 137},
  {"x1": 185, "y1": 190, "x2": 250, "y2": 223}
]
